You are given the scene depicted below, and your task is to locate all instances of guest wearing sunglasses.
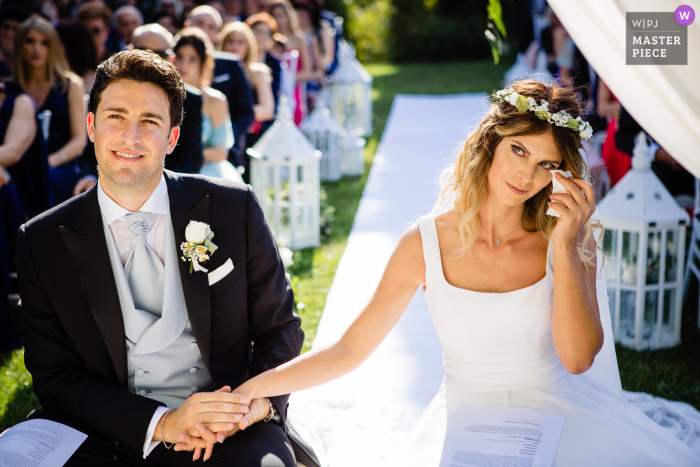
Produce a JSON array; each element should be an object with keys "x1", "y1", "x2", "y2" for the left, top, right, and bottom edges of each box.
[{"x1": 75, "y1": 1, "x2": 118, "y2": 61}]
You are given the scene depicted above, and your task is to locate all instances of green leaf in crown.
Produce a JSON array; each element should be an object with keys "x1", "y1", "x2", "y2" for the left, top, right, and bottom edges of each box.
[
  {"x1": 515, "y1": 95, "x2": 530, "y2": 112},
  {"x1": 535, "y1": 110, "x2": 550, "y2": 121}
]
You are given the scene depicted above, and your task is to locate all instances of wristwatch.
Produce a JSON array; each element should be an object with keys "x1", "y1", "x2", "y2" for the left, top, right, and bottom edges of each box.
[{"x1": 263, "y1": 397, "x2": 276, "y2": 423}]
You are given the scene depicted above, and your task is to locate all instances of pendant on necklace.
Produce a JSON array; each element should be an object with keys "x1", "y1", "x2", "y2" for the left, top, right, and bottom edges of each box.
[{"x1": 496, "y1": 239, "x2": 500, "y2": 245}]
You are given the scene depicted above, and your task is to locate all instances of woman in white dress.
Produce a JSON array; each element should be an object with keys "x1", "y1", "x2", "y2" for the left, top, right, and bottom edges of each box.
[{"x1": 178, "y1": 79, "x2": 700, "y2": 465}]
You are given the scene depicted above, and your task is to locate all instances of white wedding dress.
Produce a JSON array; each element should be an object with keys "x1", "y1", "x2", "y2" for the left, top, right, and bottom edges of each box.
[{"x1": 390, "y1": 215, "x2": 700, "y2": 466}]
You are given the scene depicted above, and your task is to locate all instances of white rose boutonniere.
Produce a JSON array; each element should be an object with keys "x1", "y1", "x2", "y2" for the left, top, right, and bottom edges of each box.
[{"x1": 181, "y1": 220, "x2": 218, "y2": 273}]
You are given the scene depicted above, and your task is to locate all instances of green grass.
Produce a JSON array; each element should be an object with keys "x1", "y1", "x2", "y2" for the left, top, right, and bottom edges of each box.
[{"x1": 3, "y1": 58, "x2": 700, "y2": 431}]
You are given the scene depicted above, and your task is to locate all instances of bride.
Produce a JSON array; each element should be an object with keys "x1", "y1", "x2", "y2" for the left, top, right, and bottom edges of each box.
[{"x1": 181, "y1": 79, "x2": 700, "y2": 465}]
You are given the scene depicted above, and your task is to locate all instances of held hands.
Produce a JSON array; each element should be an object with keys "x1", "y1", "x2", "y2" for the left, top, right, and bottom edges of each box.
[
  {"x1": 168, "y1": 386, "x2": 270, "y2": 462},
  {"x1": 155, "y1": 386, "x2": 249, "y2": 458},
  {"x1": 547, "y1": 173, "x2": 596, "y2": 246}
]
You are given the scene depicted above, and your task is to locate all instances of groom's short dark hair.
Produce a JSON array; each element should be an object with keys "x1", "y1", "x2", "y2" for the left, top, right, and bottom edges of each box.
[{"x1": 89, "y1": 49, "x2": 186, "y2": 128}]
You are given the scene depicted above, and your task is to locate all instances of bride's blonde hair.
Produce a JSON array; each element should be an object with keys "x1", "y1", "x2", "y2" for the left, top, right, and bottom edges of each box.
[{"x1": 434, "y1": 79, "x2": 604, "y2": 270}]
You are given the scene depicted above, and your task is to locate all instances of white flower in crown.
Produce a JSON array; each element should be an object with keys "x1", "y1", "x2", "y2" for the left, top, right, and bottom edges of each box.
[
  {"x1": 181, "y1": 220, "x2": 218, "y2": 274},
  {"x1": 506, "y1": 92, "x2": 520, "y2": 106}
]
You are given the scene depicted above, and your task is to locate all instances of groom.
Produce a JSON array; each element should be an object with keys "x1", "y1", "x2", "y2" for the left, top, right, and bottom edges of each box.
[{"x1": 16, "y1": 49, "x2": 317, "y2": 466}]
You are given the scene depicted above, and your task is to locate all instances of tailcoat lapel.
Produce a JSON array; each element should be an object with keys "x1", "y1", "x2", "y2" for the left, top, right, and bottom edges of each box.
[
  {"x1": 165, "y1": 171, "x2": 212, "y2": 371},
  {"x1": 60, "y1": 186, "x2": 128, "y2": 387}
]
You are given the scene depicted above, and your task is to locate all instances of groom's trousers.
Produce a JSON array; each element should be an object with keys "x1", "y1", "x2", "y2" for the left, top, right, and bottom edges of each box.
[{"x1": 28, "y1": 410, "x2": 296, "y2": 467}]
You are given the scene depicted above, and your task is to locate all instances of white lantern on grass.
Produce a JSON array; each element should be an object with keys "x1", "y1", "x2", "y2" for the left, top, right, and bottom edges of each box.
[
  {"x1": 329, "y1": 40, "x2": 373, "y2": 137},
  {"x1": 341, "y1": 130, "x2": 366, "y2": 177},
  {"x1": 301, "y1": 93, "x2": 343, "y2": 181},
  {"x1": 248, "y1": 96, "x2": 321, "y2": 249},
  {"x1": 597, "y1": 132, "x2": 689, "y2": 350}
]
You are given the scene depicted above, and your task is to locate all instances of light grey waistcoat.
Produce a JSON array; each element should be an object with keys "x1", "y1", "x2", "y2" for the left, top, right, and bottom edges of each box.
[{"x1": 101, "y1": 210, "x2": 215, "y2": 409}]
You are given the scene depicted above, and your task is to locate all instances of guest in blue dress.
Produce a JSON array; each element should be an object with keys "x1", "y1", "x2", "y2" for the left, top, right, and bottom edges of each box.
[
  {"x1": 12, "y1": 17, "x2": 86, "y2": 205},
  {"x1": 173, "y1": 28, "x2": 243, "y2": 183},
  {"x1": 0, "y1": 81, "x2": 46, "y2": 353}
]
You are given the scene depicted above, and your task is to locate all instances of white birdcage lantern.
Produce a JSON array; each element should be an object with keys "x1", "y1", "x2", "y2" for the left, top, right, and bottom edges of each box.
[
  {"x1": 248, "y1": 95, "x2": 321, "y2": 249},
  {"x1": 301, "y1": 92, "x2": 343, "y2": 181},
  {"x1": 597, "y1": 132, "x2": 689, "y2": 350},
  {"x1": 328, "y1": 40, "x2": 373, "y2": 137},
  {"x1": 340, "y1": 130, "x2": 366, "y2": 177}
]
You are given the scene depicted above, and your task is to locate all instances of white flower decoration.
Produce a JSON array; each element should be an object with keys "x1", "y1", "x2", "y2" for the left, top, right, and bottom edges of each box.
[
  {"x1": 490, "y1": 87, "x2": 593, "y2": 141},
  {"x1": 185, "y1": 221, "x2": 210, "y2": 244},
  {"x1": 181, "y1": 220, "x2": 218, "y2": 273}
]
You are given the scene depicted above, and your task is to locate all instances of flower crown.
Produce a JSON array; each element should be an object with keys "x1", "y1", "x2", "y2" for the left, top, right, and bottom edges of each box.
[{"x1": 490, "y1": 87, "x2": 593, "y2": 141}]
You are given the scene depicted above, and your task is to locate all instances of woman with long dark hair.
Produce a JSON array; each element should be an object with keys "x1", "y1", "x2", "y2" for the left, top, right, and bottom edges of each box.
[{"x1": 173, "y1": 27, "x2": 242, "y2": 182}]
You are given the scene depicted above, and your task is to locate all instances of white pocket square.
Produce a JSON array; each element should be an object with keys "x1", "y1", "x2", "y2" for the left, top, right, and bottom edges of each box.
[{"x1": 208, "y1": 258, "x2": 233, "y2": 286}]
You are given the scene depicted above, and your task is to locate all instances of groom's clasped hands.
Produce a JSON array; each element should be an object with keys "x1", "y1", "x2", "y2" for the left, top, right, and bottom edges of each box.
[{"x1": 157, "y1": 385, "x2": 266, "y2": 461}]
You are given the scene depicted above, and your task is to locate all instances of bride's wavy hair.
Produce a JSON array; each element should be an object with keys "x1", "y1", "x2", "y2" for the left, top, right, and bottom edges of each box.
[{"x1": 434, "y1": 79, "x2": 604, "y2": 271}]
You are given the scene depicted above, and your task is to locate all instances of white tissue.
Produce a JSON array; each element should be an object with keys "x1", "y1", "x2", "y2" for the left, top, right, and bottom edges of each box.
[{"x1": 546, "y1": 169, "x2": 572, "y2": 217}]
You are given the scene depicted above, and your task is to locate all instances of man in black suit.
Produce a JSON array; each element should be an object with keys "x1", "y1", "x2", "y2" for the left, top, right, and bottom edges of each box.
[
  {"x1": 74, "y1": 24, "x2": 205, "y2": 196},
  {"x1": 18, "y1": 49, "x2": 317, "y2": 466},
  {"x1": 186, "y1": 6, "x2": 255, "y2": 178}
]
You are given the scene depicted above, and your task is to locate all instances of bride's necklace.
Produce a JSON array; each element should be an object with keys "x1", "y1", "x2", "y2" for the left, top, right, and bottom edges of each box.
[{"x1": 479, "y1": 221, "x2": 522, "y2": 245}]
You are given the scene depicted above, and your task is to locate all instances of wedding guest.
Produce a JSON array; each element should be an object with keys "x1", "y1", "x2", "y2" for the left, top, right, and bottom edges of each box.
[
  {"x1": 186, "y1": 5, "x2": 254, "y2": 177},
  {"x1": 75, "y1": 1, "x2": 115, "y2": 61},
  {"x1": 245, "y1": 12, "x2": 281, "y2": 110},
  {"x1": 55, "y1": 21, "x2": 99, "y2": 92},
  {"x1": 269, "y1": 0, "x2": 312, "y2": 124},
  {"x1": 0, "y1": 80, "x2": 46, "y2": 354},
  {"x1": 221, "y1": 0, "x2": 244, "y2": 23},
  {"x1": 184, "y1": 5, "x2": 221, "y2": 45},
  {"x1": 0, "y1": 6, "x2": 29, "y2": 79},
  {"x1": 243, "y1": 0, "x2": 261, "y2": 18},
  {"x1": 113, "y1": 5, "x2": 143, "y2": 50},
  {"x1": 0, "y1": 81, "x2": 50, "y2": 221},
  {"x1": 317, "y1": 4, "x2": 340, "y2": 73},
  {"x1": 174, "y1": 27, "x2": 242, "y2": 183},
  {"x1": 155, "y1": 0, "x2": 183, "y2": 24},
  {"x1": 219, "y1": 22, "x2": 275, "y2": 123},
  {"x1": 294, "y1": 0, "x2": 333, "y2": 70},
  {"x1": 597, "y1": 79, "x2": 629, "y2": 187},
  {"x1": 292, "y1": 0, "x2": 324, "y2": 111},
  {"x1": 153, "y1": 11, "x2": 179, "y2": 35},
  {"x1": 245, "y1": 12, "x2": 281, "y2": 144},
  {"x1": 13, "y1": 17, "x2": 86, "y2": 205}
]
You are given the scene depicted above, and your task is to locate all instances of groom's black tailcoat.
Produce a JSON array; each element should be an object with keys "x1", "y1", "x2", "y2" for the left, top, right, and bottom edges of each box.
[{"x1": 16, "y1": 170, "x2": 314, "y2": 463}]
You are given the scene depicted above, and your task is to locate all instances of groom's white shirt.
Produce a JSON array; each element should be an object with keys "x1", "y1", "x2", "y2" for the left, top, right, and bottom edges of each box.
[{"x1": 97, "y1": 175, "x2": 173, "y2": 457}]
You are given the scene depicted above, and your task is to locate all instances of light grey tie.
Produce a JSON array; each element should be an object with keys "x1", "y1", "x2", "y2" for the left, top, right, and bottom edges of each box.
[{"x1": 124, "y1": 212, "x2": 165, "y2": 318}]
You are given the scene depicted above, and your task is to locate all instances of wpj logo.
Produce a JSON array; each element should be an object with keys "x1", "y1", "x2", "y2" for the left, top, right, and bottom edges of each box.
[{"x1": 626, "y1": 12, "x2": 688, "y2": 65}]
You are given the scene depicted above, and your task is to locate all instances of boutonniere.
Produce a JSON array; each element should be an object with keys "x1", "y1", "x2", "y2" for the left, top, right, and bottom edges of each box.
[{"x1": 181, "y1": 221, "x2": 218, "y2": 273}]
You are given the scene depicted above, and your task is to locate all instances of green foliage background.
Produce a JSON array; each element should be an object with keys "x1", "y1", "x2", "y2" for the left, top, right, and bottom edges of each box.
[{"x1": 325, "y1": 0, "x2": 514, "y2": 63}]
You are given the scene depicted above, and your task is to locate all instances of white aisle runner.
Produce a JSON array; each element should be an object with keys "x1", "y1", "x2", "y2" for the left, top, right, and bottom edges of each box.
[
  {"x1": 287, "y1": 94, "x2": 487, "y2": 467},
  {"x1": 287, "y1": 94, "x2": 700, "y2": 466}
]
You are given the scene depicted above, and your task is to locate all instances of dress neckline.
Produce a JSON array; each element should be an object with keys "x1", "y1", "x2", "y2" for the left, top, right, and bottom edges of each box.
[{"x1": 430, "y1": 216, "x2": 550, "y2": 295}]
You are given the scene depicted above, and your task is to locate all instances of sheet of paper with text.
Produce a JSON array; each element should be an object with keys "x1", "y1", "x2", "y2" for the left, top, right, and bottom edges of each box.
[
  {"x1": 439, "y1": 405, "x2": 565, "y2": 467},
  {"x1": 0, "y1": 419, "x2": 87, "y2": 467}
]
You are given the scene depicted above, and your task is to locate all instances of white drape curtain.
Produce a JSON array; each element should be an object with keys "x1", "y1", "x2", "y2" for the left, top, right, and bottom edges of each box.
[{"x1": 547, "y1": 0, "x2": 700, "y2": 178}]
